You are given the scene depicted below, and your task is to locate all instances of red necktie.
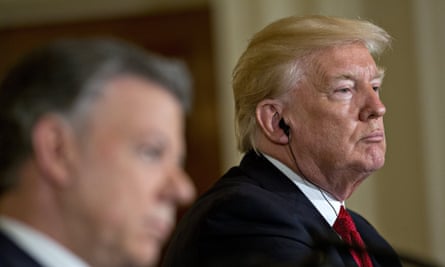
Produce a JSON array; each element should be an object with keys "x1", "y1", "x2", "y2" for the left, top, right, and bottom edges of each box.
[{"x1": 333, "y1": 206, "x2": 373, "y2": 267}]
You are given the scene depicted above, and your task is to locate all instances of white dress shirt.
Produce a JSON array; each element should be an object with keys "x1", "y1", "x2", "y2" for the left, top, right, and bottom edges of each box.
[
  {"x1": 0, "y1": 216, "x2": 90, "y2": 267},
  {"x1": 263, "y1": 154, "x2": 343, "y2": 226}
]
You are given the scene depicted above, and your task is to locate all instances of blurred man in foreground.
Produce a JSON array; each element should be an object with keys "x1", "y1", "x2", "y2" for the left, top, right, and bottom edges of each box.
[{"x1": 0, "y1": 38, "x2": 195, "y2": 267}]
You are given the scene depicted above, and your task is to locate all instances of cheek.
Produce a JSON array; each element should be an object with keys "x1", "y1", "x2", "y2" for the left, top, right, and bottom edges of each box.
[
  {"x1": 297, "y1": 116, "x2": 353, "y2": 144},
  {"x1": 111, "y1": 169, "x2": 163, "y2": 210},
  {"x1": 294, "y1": 98, "x2": 353, "y2": 138},
  {"x1": 76, "y1": 159, "x2": 154, "y2": 221}
]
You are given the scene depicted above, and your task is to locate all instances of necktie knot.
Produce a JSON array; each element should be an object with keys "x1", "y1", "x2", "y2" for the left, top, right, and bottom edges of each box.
[
  {"x1": 334, "y1": 206, "x2": 358, "y2": 244},
  {"x1": 333, "y1": 206, "x2": 373, "y2": 267}
]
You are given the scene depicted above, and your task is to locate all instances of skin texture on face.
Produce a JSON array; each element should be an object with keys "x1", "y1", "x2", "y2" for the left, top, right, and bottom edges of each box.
[
  {"x1": 61, "y1": 76, "x2": 195, "y2": 267},
  {"x1": 286, "y1": 43, "x2": 386, "y2": 200}
]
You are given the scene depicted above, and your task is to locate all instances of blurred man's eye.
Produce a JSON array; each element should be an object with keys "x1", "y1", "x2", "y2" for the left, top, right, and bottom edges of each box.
[{"x1": 138, "y1": 144, "x2": 165, "y2": 162}]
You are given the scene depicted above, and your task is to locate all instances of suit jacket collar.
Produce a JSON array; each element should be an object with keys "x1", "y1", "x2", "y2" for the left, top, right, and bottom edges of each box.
[
  {"x1": 237, "y1": 151, "x2": 333, "y2": 231},
  {"x1": 236, "y1": 150, "x2": 399, "y2": 267},
  {"x1": 238, "y1": 151, "x2": 306, "y2": 200},
  {"x1": 0, "y1": 230, "x2": 44, "y2": 267},
  {"x1": 238, "y1": 151, "x2": 370, "y2": 234}
]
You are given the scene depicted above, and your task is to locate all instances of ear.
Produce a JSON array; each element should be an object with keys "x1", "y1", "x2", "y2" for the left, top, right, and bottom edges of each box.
[
  {"x1": 31, "y1": 115, "x2": 77, "y2": 187},
  {"x1": 256, "y1": 99, "x2": 289, "y2": 145}
]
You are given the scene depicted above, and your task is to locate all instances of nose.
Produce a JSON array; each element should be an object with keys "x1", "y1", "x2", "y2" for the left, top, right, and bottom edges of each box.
[
  {"x1": 165, "y1": 166, "x2": 196, "y2": 206},
  {"x1": 359, "y1": 87, "x2": 386, "y2": 121}
]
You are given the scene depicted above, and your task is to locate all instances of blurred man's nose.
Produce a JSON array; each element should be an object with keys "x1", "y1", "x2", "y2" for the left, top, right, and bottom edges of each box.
[{"x1": 168, "y1": 167, "x2": 196, "y2": 206}]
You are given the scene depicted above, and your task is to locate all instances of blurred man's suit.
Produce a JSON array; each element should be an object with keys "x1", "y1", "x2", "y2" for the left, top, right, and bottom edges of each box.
[
  {"x1": 0, "y1": 231, "x2": 43, "y2": 267},
  {"x1": 162, "y1": 151, "x2": 402, "y2": 267}
]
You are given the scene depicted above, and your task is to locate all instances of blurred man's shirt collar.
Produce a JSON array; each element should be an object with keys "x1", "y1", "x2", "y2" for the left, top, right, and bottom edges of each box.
[
  {"x1": 262, "y1": 153, "x2": 342, "y2": 226},
  {"x1": 0, "y1": 216, "x2": 90, "y2": 267}
]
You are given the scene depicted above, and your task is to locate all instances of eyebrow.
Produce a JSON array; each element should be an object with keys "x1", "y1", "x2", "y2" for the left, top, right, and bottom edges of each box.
[{"x1": 332, "y1": 66, "x2": 385, "y2": 82}]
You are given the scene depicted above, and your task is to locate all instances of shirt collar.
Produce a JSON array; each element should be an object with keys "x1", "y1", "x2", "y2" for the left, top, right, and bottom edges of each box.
[
  {"x1": 263, "y1": 153, "x2": 343, "y2": 226},
  {"x1": 0, "y1": 216, "x2": 90, "y2": 267}
]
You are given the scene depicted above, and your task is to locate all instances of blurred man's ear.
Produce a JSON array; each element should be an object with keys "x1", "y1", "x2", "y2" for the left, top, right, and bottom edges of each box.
[
  {"x1": 256, "y1": 99, "x2": 289, "y2": 145},
  {"x1": 31, "y1": 115, "x2": 78, "y2": 187}
]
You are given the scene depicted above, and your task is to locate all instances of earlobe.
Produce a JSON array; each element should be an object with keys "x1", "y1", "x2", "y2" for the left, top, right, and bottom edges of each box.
[
  {"x1": 32, "y1": 115, "x2": 76, "y2": 187},
  {"x1": 256, "y1": 100, "x2": 289, "y2": 145}
]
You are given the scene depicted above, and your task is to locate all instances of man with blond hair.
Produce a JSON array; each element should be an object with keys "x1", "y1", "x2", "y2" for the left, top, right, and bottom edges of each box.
[{"x1": 163, "y1": 15, "x2": 402, "y2": 267}]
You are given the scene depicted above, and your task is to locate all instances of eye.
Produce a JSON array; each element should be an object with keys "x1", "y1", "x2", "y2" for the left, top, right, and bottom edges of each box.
[
  {"x1": 331, "y1": 87, "x2": 353, "y2": 100},
  {"x1": 336, "y1": 88, "x2": 351, "y2": 93},
  {"x1": 138, "y1": 144, "x2": 165, "y2": 162}
]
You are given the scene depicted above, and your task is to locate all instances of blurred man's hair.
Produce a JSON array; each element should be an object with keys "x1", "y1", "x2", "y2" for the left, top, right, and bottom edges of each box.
[{"x1": 0, "y1": 38, "x2": 192, "y2": 194}]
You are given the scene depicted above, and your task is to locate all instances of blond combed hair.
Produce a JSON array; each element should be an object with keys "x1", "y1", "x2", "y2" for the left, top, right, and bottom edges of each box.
[{"x1": 232, "y1": 15, "x2": 392, "y2": 153}]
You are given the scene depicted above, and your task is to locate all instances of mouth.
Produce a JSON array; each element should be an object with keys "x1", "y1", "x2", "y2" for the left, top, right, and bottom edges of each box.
[
  {"x1": 146, "y1": 216, "x2": 175, "y2": 244},
  {"x1": 361, "y1": 131, "x2": 385, "y2": 143},
  {"x1": 152, "y1": 222, "x2": 174, "y2": 244}
]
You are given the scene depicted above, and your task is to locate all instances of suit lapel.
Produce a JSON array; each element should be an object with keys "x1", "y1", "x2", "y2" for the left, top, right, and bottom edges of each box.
[
  {"x1": 238, "y1": 151, "x2": 359, "y2": 266},
  {"x1": 0, "y1": 230, "x2": 44, "y2": 267},
  {"x1": 349, "y1": 209, "x2": 402, "y2": 267},
  {"x1": 238, "y1": 151, "x2": 309, "y2": 203}
]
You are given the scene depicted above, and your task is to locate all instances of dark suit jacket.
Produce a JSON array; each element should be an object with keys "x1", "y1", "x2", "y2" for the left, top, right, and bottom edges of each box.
[
  {"x1": 162, "y1": 151, "x2": 402, "y2": 267},
  {"x1": 0, "y1": 230, "x2": 43, "y2": 267}
]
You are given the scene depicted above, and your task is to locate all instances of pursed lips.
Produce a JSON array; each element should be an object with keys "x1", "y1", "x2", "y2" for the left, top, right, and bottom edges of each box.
[
  {"x1": 146, "y1": 213, "x2": 175, "y2": 243},
  {"x1": 360, "y1": 130, "x2": 385, "y2": 142}
]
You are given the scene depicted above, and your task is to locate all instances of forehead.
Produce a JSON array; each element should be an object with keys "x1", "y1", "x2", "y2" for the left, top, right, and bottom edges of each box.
[
  {"x1": 85, "y1": 75, "x2": 185, "y2": 144},
  {"x1": 99, "y1": 75, "x2": 182, "y2": 116},
  {"x1": 309, "y1": 43, "x2": 382, "y2": 81}
]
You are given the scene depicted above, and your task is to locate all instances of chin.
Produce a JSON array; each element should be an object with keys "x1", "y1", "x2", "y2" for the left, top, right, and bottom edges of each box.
[
  {"x1": 128, "y1": 253, "x2": 159, "y2": 267},
  {"x1": 352, "y1": 157, "x2": 385, "y2": 176},
  {"x1": 126, "y1": 241, "x2": 162, "y2": 267},
  {"x1": 364, "y1": 147, "x2": 386, "y2": 171},
  {"x1": 364, "y1": 159, "x2": 385, "y2": 174},
  {"x1": 372, "y1": 153, "x2": 385, "y2": 169}
]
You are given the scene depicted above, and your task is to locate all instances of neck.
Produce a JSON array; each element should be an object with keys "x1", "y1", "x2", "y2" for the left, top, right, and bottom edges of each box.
[{"x1": 260, "y1": 144, "x2": 367, "y2": 201}]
